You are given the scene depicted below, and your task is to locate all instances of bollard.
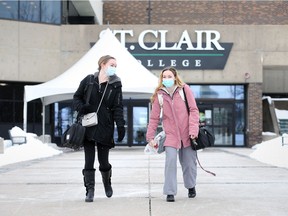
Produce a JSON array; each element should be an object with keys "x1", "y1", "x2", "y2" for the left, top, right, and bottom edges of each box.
[{"x1": 0, "y1": 137, "x2": 4, "y2": 154}]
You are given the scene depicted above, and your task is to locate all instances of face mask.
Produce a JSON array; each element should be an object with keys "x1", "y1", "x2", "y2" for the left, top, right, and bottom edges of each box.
[
  {"x1": 162, "y1": 79, "x2": 175, "y2": 88},
  {"x1": 106, "y1": 66, "x2": 116, "y2": 76}
]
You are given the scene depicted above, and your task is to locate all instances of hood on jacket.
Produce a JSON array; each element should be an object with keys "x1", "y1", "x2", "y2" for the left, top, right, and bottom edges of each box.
[{"x1": 94, "y1": 71, "x2": 121, "y2": 85}]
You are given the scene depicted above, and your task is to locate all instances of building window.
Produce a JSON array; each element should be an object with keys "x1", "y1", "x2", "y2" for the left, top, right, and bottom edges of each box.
[
  {"x1": 191, "y1": 85, "x2": 244, "y2": 99},
  {"x1": 0, "y1": 0, "x2": 18, "y2": 19},
  {"x1": 0, "y1": 82, "x2": 41, "y2": 124},
  {"x1": 41, "y1": 0, "x2": 61, "y2": 24},
  {"x1": 19, "y1": 0, "x2": 40, "y2": 22},
  {"x1": 0, "y1": 0, "x2": 61, "y2": 25}
]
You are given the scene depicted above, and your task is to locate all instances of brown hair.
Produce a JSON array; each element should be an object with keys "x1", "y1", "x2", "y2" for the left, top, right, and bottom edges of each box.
[
  {"x1": 98, "y1": 55, "x2": 116, "y2": 71},
  {"x1": 150, "y1": 67, "x2": 185, "y2": 102}
]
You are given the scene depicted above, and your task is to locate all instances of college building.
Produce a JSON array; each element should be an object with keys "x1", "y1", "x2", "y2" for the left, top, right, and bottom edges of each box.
[{"x1": 1, "y1": 0, "x2": 288, "y2": 147}]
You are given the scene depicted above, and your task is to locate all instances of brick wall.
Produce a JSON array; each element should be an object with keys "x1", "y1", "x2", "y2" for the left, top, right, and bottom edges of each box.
[
  {"x1": 103, "y1": 1, "x2": 288, "y2": 25},
  {"x1": 247, "y1": 83, "x2": 263, "y2": 147}
]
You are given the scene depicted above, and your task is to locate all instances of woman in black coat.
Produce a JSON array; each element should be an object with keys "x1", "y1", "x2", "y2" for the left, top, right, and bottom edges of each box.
[{"x1": 73, "y1": 55, "x2": 125, "y2": 202}]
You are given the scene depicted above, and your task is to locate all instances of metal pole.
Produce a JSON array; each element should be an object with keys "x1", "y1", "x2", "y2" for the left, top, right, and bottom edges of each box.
[
  {"x1": 147, "y1": 0, "x2": 151, "y2": 24},
  {"x1": 42, "y1": 101, "x2": 45, "y2": 143},
  {"x1": 23, "y1": 93, "x2": 27, "y2": 132}
]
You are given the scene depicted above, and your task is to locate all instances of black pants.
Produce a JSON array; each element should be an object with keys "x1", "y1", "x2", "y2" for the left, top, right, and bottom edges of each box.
[{"x1": 84, "y1": 140, "x2": 111, "y2": 171}]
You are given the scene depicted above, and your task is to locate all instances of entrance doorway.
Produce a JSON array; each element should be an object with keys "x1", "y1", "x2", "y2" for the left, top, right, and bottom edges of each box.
[
  {"x1": 198, "y1": 101, "x2": 245, "y2": 147},
  {"x1": 115, "y1": 99, "x2": 150, "y2": 146},
  {"x1": 52, "y1": 85, "x2": 246, "y2": 147},
  {"x1": 191, "y1": 84, "x2": 246, "y2": 147}
]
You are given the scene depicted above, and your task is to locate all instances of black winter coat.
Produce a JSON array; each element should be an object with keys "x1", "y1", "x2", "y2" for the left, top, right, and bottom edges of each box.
[{"x1": 73, "y1": 72, "x2": 125, "y2": 148}]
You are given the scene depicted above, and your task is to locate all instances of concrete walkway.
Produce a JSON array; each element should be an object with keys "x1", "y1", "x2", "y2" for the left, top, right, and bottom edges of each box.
[{"x1": 0, "y1": 147, "x2": 288, "y2": 216}]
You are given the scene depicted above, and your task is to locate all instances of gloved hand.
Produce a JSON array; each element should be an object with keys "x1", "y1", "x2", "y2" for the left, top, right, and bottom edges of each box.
[
  {"x1": 80, "y1": 104, "x2": 94, "y2": 115},
  {"x1": 117, "y1": 126, "x2": 125, "y2": 142}
]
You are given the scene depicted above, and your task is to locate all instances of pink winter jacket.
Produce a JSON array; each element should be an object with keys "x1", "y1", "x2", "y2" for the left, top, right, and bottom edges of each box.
[{"x1": 146, "y1": 84, "x2": 199, "y2": 149}]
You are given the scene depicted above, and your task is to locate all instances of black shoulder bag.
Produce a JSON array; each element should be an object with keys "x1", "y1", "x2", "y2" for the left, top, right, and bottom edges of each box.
[
  {"x1": 182, "y1": 87, "x2": 216, "y2": 176},
  {"x1": 60, "y1": 75, "x2": 95, "y2": 150}
]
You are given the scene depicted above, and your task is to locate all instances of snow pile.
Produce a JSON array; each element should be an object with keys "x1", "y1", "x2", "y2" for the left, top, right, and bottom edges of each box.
[
  {"x1": 275, "y1": 108, "x2": 288, "y2": 120},
  {"x1": 0, "y1": 126, "x2": 62, "y2": 167},
  {"x1": 250, "y1": 134, "x2": 288, "y2": 168}
]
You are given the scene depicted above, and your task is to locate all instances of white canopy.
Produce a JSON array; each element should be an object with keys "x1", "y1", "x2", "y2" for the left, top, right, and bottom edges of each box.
[{"x1": 23, "y1": 28, "x2": 158, "y2": 132}]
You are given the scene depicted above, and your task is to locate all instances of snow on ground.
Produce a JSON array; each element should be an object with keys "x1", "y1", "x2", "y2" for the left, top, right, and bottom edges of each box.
[
  {"x1": 250, "y1": 108, "x2": 288, "y2": 168},
  {"x1": 250, "y1": 133, "x2": 288, "y2": 168},
  {"x1": 0, "y1": 126, "x2": 62, "y2": 167},
  {"x1": 1, "y1": 127, "x2": 288, "y2": 168}
]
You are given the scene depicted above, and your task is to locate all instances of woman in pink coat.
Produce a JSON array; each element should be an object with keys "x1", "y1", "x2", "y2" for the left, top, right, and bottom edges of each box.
[{"x1": 146, "y1": 67, "x2": 199, "y2": 202}]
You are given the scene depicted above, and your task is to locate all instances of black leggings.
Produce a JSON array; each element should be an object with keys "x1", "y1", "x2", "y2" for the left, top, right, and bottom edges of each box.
[{"x1": 84, "y1": 140, "x2": 111, "y2": 171}]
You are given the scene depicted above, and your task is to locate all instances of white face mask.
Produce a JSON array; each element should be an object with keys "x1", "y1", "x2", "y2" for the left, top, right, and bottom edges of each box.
[{"x1": 106, "y1": 66, "x2": 116, "y2": 76}]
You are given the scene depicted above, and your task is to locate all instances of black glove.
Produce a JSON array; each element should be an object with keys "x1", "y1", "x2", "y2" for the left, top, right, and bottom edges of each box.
[
  {"x1": 117, "y1": 126, "x2": 125, "y2": 142},
  {"x1": 80, "y1": 104, "x2": 94, "y2": 115}
]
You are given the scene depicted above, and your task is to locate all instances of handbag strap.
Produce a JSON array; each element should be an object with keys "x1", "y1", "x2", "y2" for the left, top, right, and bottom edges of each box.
[
  {"x1": 182, "y1": 87, "x2": 190, "y2": 115},
  {"x1": 96, "y1": 82, "x2": 108, "y2": 114},
  {"x1": 76, "y1": 75, "x2": 94, "y2": 122},
  {"x1": 85, "y1": 75, "x2": 94, "y2": 105},
  {"x1": 157, "y1": 93, "x2": 164, "y2": 129},
  {"x1": 182, "y1": 86, "x2": 216, "y2": 176},
  {"x1": 85, "y1": 74, "x2": 108, "y2": 114}
]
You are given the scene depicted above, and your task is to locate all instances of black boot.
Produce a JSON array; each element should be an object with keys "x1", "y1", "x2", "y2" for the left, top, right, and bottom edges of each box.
[
  {"x1": 166, "y1": 195, "x2": 175, "y2": 202},
  {"x1": 82, "y1": 169, "x2": 95, "y2": 202},
  {"x1": 188, "y1": 187, "x2": 196, "y2": 198},
  {"x1": 100, "y1": 168, "x2": 113, "y2": 198}
]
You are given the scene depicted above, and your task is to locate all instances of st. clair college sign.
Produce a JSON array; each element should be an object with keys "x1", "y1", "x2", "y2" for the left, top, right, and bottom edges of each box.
[{"x1": 98, "y1": 29, "x2": 233, "y2": 70}]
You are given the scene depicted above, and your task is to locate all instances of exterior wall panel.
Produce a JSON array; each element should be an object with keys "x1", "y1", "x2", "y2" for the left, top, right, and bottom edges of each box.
[
  {"x1": 1, "y1": 0, "x2": 288, "y2": 146},
  {"x1": 1, "y1": 22, "x2": 288, "y2": 86}
]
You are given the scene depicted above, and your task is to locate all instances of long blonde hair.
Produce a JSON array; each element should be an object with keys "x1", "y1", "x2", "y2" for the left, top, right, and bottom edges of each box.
[{"x1": 150, "y1": 67, "x2": 185, "y2": 103}]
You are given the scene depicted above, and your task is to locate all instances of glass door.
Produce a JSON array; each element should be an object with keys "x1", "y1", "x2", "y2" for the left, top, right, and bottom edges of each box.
[
  {"x1": 132, "y1": 106, "x2": 148, "y2": 145},
  {"x1": 198, "y1": 102, "x2": 235, "y2": 146},
  {"x1": 198, "y1": 104, "x2": 213, "y2": 127},
  {"x1": 115, "y1": 99, "x2": 150, "y2": 146},
  {"x1": 213, "y1": 104, "x2": 234, "y2": 146},
  {"x1": 128, "y1": 100, "x2": 151, "y2": 146}
]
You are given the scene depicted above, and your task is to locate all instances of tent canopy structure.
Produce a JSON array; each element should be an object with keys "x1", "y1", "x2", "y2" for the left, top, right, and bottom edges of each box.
[{"x1": 23, "y1": 29, "x2": 158, "y2": 132}]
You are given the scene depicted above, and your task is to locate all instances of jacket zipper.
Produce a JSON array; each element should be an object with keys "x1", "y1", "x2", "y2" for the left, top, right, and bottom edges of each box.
[{"x1": 161, "y1": 87, "x2": 183, "y2": 149}]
